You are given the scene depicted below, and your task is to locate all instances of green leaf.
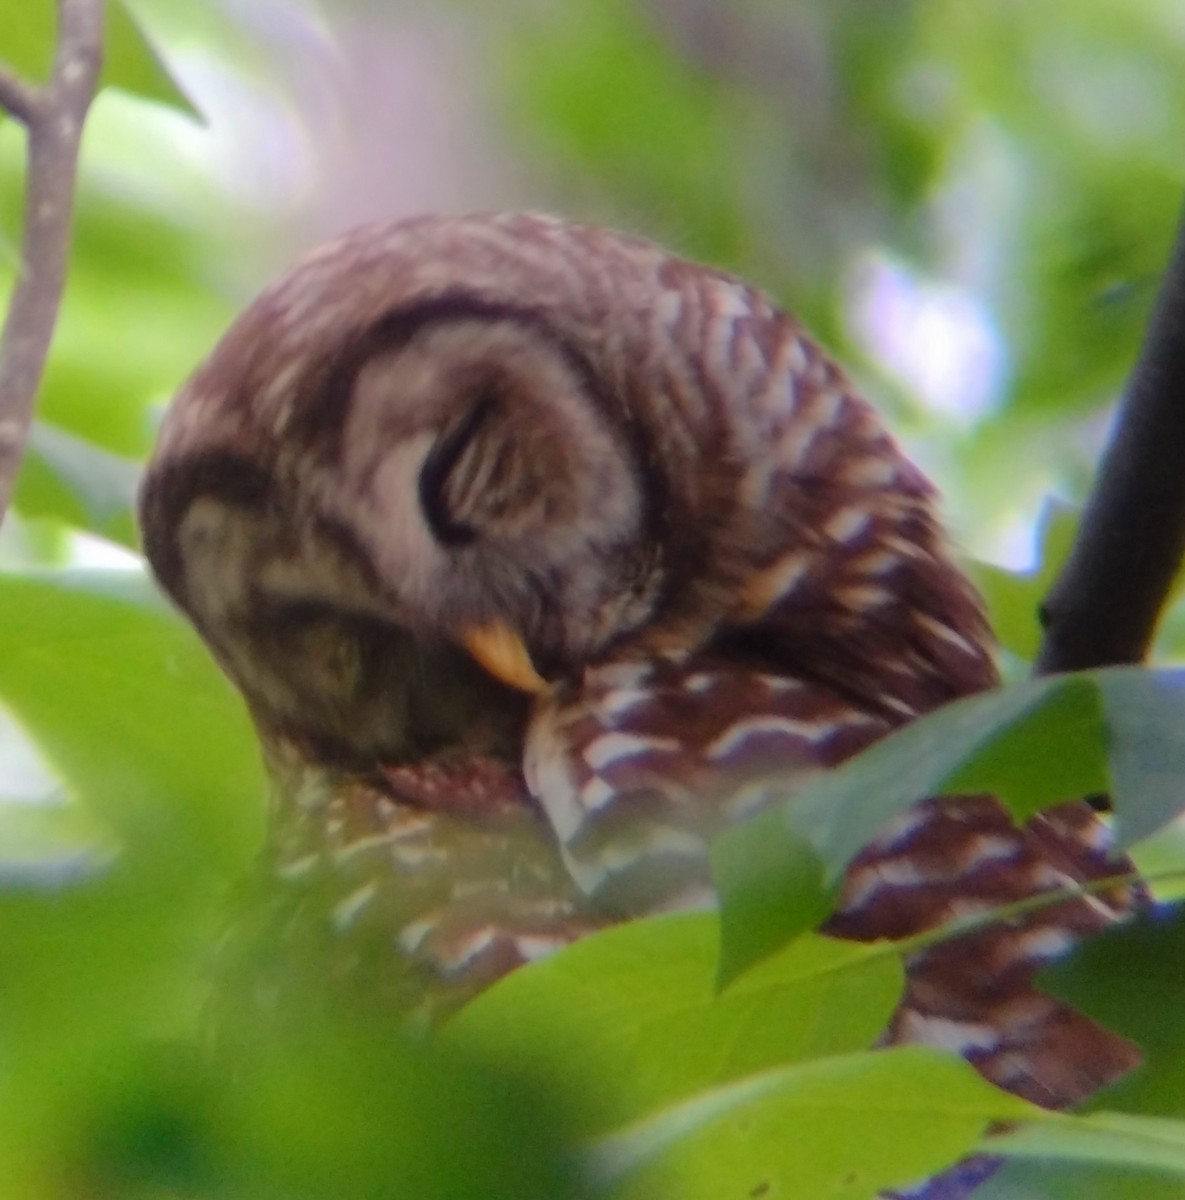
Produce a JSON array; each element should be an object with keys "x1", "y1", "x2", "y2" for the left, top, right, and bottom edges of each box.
[
  {"x1": 1, "y1": 989, "x2": 588, "y2": 1200},
  {"x1": 211, "y1": 1021, "x2": 588, "y2": 1200},
  {"x1": 1037, "y1": 905, "x2": 1185, "y2": 1120},
  {"x1": 590, "y1": 1047, "x2": 1037, "y2": 1200},
  {"x1": 944, "y1": 674, "x2": 1106, "y2": 821},
  {"x1": 712, "y1": 804, "x2": 836, "y2": 986},
  {"x1": 0, "y1": 569, "x2": 264, "y2": 1184},
  {"x1": 13, "y1": 421, "x2": 142, "y2": 547},
  {"x1": 0, "y1": 790, "x2": 115, "y2": 888},
  {"x1": 106, "y1": 0, "x2": 198, "y2": 116},
  {"x1": 449, "y1": 912, "x2": 903, "y2": 1138},
  {"x1": 713, "y1": 673, "x2": 1109, "y2": 979},
  {"x1": 990, "y1": 1111, "x2": 1185, "y2": 1178},
  {"x1": 977, "y1": 1159, "x2": 1185, "y2": 1200},
  {"x1": 0, "y1": 1, "x2": 195, "y2": 115},
  {"x1": 1130, "y1": 821, "x2": 1185, "y2": 904},
  {"x1": 0, "y1": 569, "x2": 263, "y2": 876},
  {"x1": 776, "y1": 674, "x2": 1104, "y2": 876},
  {"x1": 1096, "y1": 668, "x2": 1185, "y2": 848},
  {"x1": 714, "y1": 666, "x2": 1185, "y2": 980},
  {"x1": 969, "y1": 498, "x2": 1080, "y2": 663}
]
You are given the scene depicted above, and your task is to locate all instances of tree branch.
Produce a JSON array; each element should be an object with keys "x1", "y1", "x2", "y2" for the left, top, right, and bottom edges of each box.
[
  {"x1": 0, "y1": 0, "x2": 105, "y2": 529},
  {"x1": 1036, "y1": 199, "x2": 1185, "y2": 673},
  {"x1": 0, "y1": 63, "x2": 41, "y2": 127}
]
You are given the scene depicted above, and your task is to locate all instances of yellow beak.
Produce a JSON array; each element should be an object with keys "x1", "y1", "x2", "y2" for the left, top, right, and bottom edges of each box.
[{"x1": 461, "y1": 622, "x2": 549, "y2": 694}]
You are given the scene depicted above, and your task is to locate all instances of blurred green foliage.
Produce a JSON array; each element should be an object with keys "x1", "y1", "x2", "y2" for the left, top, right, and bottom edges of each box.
[
  {"x1": 2, "y1": 1, "x2": 1185, "y2": 1197},
  {"x1": 0, "y1": 0, "x2": 192, "y2": 108}
]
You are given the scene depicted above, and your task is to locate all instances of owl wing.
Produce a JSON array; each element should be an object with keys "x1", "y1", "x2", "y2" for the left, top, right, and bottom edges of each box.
[
  {"x1": 524, "y1": 648, "x2": 1139, "y2": 1111},
  {"x1": 259, "y1": 744, "x2": 604, "y2": 1020}
]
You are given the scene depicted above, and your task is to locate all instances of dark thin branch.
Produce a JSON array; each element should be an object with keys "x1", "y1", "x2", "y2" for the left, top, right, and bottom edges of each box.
[
  {"x1": 1036, "y1": 199, "x2": 1185, "y2": 674},
  {"x1": 0, "y1": 0, "x2": 105, "y2": 528}
]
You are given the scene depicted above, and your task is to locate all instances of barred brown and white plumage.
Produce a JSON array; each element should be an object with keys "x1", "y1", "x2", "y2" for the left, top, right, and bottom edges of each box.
[{"x1": 139, "y1": 213, "x2": 1137, "y2": 1158}]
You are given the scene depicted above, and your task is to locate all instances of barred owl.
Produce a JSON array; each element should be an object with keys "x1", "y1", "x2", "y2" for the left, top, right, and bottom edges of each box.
[{"x1": 139, "y1": 214, "x2": 1136, "y2": 1145}]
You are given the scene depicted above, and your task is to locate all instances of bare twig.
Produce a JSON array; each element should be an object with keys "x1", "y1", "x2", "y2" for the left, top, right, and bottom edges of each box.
[
  {"x1": 1036, "y1": 200, "x2": 1185, "y2": 674},
  {"x1": 0, "y1": 0, "x2": 105, "y2": 528},
  {"x1": 0, "y1": 64, "x2": 40, "y2": 126}
]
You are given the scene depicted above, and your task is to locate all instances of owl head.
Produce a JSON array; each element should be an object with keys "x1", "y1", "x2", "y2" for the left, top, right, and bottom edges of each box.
[{"x1": 139, "y1": 212, "x2": 992, "y2": 792}]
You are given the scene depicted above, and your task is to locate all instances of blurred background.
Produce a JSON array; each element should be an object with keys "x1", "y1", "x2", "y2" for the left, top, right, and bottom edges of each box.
[
  {"x1": 7, "y1": 0, "x2": 1185, "y2": 569},
  {"x1": 2, "y1": 0, "x2": 1183, "y2": 798}
]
